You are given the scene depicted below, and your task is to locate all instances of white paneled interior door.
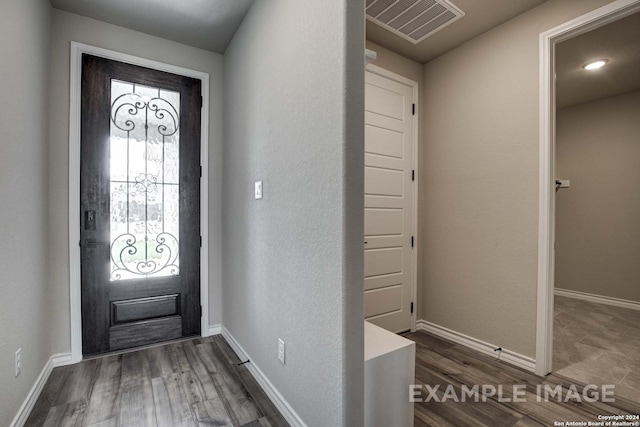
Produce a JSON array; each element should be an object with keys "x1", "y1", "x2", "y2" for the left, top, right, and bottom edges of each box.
[{"x1": 364, "y1": 67, "x2": 416, "y2": 333}]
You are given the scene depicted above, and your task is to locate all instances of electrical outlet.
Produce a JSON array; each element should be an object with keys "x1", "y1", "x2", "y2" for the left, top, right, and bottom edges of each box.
[
  {"x1": 15, "y1": 348, "x2": 22, "y2": 377},
  {"x1": 278, "y1": 338, "x2": 285, "y2": 365}
]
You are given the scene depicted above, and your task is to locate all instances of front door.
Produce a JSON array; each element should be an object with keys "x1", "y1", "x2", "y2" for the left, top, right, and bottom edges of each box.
[
  {"x1": 364, "y1": 68, "x2": 415, "y2": 333},
  {"x1": 80, "y1": 54, "x2": 202, "y2": 356}
]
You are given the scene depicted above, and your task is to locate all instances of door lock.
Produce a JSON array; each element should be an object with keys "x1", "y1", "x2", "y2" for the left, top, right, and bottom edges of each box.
[{"x1": 85, "y1": 210, "x2": 96, "y2": 230}]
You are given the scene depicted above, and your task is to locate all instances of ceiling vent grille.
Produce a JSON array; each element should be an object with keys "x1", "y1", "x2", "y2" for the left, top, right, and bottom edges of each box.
[{"x1": 366, "y1": 0, "x2": 464, "y2": 45}]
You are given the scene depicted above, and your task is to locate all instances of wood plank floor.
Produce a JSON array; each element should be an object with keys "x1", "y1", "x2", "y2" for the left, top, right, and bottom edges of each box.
[
  {"x1": 26, "y1": 329, "x2": 640, "y2": 426},
  {"x1": 25, "y1": 335, "x2": 289, "y2": 427},
  {"x1": 404, "y1": 330, "x2": 640, "y2": 427}
]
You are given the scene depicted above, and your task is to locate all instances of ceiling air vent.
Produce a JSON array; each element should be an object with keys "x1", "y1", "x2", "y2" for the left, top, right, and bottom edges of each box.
[{"x1": 366, "y1": 0, "x2": 464, "y2": 45}]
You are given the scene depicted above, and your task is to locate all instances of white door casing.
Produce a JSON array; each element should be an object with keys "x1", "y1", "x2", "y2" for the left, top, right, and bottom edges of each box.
[
  {"x1": 69, "y1": 42, "x2": 211, "y2": 363},
  {"x1": 364, "y1": 65, "x2": 417, "y2": 333},
  {"x1": 537, "y1": 0, "x2": 640, "y2": 376}
]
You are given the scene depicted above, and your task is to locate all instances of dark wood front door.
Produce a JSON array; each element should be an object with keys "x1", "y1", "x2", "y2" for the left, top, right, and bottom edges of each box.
[{"x1": 80, "y1": 54, "x2": 201, "y2": 356}]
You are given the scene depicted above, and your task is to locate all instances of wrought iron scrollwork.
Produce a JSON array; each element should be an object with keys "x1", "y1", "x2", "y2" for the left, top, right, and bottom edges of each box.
[
  {"x1": 134, "y1": 173, "x2": 158, "y2": 193},
  {"x1": 110, "y1": 232, "x2": 179, "y2": 281},
  {"x1": 109, "y1": 84, "x2": 181, "y2": 280},
  {"x1": 110, "y1": 93, "x2": 179, "y2": 135}
]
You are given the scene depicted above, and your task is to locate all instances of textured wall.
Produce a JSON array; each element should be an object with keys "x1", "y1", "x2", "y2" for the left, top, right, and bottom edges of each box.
[
  {"x1": 420, "y1": 0, "x2": 615, "y2": 358},
  {"x1": 47, "y1": 9, "x2": 225, "y2": 355},
  {"x1": 366, "y1": 41, "x2": 423, "y2": 86},
  {"x1": 0, "y1": 0, "x2": 52, "y2": 424},
  {"x1": 222, "y1": 0, "x2": 364, "y2": 424},
  {"x1": 556, "y1": 91, "x2": 640, "y2": 303}
]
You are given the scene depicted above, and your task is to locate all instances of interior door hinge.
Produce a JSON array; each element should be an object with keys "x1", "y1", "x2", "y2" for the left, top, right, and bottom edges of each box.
[
  {"x1": 411, "y1": 302, "x2": 414, "y2": 314},
  {"x1": 200, "y1": 166, "x2": 202, "y2": 178},
  {"x1": 412, "y1": 103, "x2": 415, "y2": 115},
  {"x1": 199, "y1": 305, "x2": 203, "y2": 317},
  {"x1": 79, "y1": 239, "x2": 82, "y2": 248},
  {"x1": 200, "y1": 95, "x2": 203, "y2": 109},
  {"x1": 412, "y1": 170, "x2": 415, "y2": 181},
  {"x1": 411, "y1": 236, "x2": 414, "y2": 248},
  {"x1": 199, "y1": 236, "x2": 202, "y2": 247}
]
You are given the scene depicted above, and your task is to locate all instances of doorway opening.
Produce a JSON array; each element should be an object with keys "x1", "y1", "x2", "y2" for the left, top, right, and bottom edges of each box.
[
  {"x1": 364, "y1": 64, "x2": 418, "y2": 333},
  {"x1": 537, "y1": 0, "x2": 640, "y2": 382},
  {"x1": 68, "y1": 43, "x2": 211, "y2": 362}
]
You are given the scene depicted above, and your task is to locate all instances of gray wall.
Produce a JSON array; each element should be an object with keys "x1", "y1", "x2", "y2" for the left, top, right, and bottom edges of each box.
[
  {"x1": 556, "y1": 90, "x2": 640, "y2": 303},
  {"x1": 0, "y1": 0, "x2": 52, "y2": 424},
  {"x1": 222, "y1": 0, "x2": 364, "y2": 425},
  {"x1": 420, "y1": 0, "x2": 614, "y2": 358},
  {"x1": 47, "y1": 9, "x2": 225, "y2": 355}
]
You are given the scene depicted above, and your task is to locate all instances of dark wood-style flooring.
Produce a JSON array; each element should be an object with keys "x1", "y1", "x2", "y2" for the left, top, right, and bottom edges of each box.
[
  {"x1": 404, "y1": 330, "x2": 640, "y2": 427},
  {"x1": 26, "y1": 330, "x2": 640, "y2": 426},
  {"x1": 25, "y1": 335, "x2": 289, "y2": 426}
]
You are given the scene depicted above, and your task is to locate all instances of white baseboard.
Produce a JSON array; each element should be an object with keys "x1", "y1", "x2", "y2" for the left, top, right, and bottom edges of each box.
[
  {"x1": 555, "y1": 288, "x2": 640, "y2": 312},
  {"x1": 10, "y1": 352, "x2": 72, "y2": 427},
  {"x1": 207, "y1": 324, "x2": 222, "y2": 336},
  {"x1": 52, "y1": 352, "x2": 73, "y2": 367},
  {"x1": 415, "y1": 320, "x2": 536, "y2": 373},
  {"x1": 221, "y1": 327, "x2": 306, "y2": 427}
]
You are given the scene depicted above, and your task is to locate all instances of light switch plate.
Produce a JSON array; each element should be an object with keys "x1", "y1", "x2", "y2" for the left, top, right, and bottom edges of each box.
[
  {"x1": 278, "y1": 338, "x2": 285, "y2": 365},
  {"x1": 255, "y1": 181, "x2": 263, "y2": 200},
  {"x1": 15, "y1": 348, "x2": 22, "y2": 377}
]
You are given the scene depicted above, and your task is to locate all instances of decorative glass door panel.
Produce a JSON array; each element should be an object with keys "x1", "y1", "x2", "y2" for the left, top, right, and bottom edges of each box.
[
  {"x1": 80, "y1": 54, "x2": 201, "y2": 356},
  {"x1": 109, "y1": 80, "x2": 181, "y2": 280}
]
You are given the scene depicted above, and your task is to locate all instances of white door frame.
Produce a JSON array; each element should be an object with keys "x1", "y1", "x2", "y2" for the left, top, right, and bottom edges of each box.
[
  {"x1": 68, "y1": 42, "x2": 211, "y2": 363},
  {"x1": 365, "y1": 63, "x2": 419, "y2": 331},
  {"x1": 536, "y1": 0, "x2": 640, "y2": 376}
]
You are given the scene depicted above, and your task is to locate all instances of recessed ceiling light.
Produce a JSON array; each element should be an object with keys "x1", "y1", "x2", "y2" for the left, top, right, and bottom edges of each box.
[{"x1": 583, "y1": 59, "x2": 608, "y2": 70}]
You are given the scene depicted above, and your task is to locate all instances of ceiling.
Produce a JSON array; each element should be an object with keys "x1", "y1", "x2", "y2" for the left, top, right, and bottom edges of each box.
[
  {"x1": 556, "y1": 11, "x2": 640, "y2": 109},
  {"x1": 366, "y1": 0, "x2": 547, "y2": 63},
  {"x1": 50, "y1": 0, "x2": 255, "y2": 54}
]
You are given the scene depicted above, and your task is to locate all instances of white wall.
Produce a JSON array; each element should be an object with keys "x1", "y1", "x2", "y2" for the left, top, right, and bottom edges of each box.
[
  {"x1": 47, "y1": 9, "x2": 225, "y2": 355},
  {"x1": 420, "y1": 0, "x2": 615, "y2": 358},
  {"x1": 556, "y1": 90, "x2": 640, "y2": 303},
  {"x1": 222, "y1": 0, "x2": 364, "y2": 425},
  {"x1": 0, "y1": 0, "x2": 52, "y2": 424}
]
